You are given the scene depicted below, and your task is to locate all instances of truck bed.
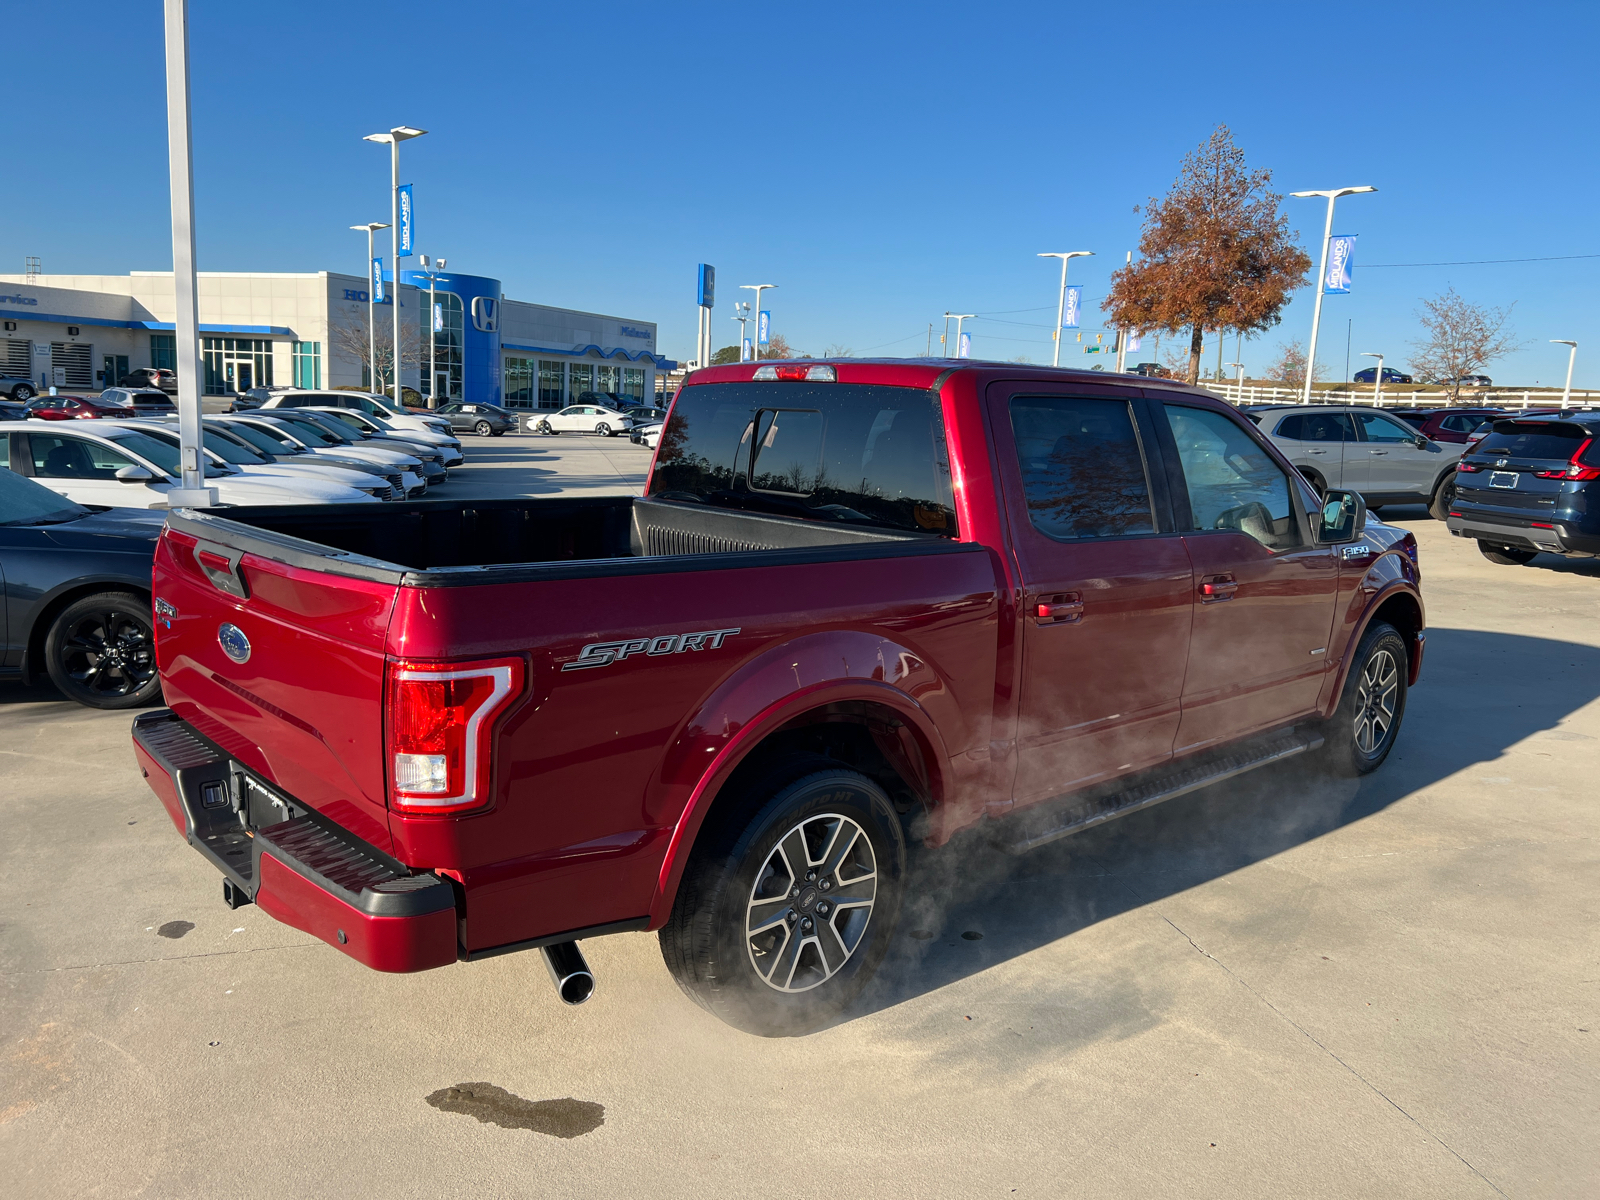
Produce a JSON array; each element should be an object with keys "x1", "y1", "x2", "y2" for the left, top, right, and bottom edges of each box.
[{"x1": 168, "y1": 495, "x2": 948, "y2": 584}]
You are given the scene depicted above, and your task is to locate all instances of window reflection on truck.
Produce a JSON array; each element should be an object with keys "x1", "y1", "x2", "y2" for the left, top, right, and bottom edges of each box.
[{"x1": 562, "y1": 627, "x2": 742, "y2": 672}]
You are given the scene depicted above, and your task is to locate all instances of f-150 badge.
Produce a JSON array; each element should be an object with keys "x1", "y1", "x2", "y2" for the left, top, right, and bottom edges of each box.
[{"x1": 562, "y1": 627, "x2": 741, "y2": 672}]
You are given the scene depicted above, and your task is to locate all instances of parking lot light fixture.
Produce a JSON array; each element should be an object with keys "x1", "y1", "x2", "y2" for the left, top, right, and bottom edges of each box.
[
  {"x1": 1551, "y1": 340, "x2": 1578, "y2": 409},
  {"x1": 1038, "y1": 252, "x2": 1094, "y2": 367},
  {"x1": 740, "y1": 285, "x2": 777, "y2": 358},
  {"x1": 364, "y1": 127, "x2": 428, "y2": 405},
  {"x1": 1226, "y1": 361, "x2": 1246, "y2": 401},
  {"x1": 1361, "y1": 352, "x2": 1385, "y2": 404},
  {"x1": 350, "y1": 223, "x2": 390, "y2": 394},
  {"x1": 1290, "y1": 186, "x2": 1377, "y2": 404},
  {"x1": 732, "y1": 302, "x2": 753, "y2": 361}
]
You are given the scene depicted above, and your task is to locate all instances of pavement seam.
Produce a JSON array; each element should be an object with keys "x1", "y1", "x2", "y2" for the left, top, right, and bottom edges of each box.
[
  {"x1": 8, "y1": 941, "x2": 322, "y2": 976},
  {"x1": 1150, "y1": 908, "x2": 1510, "y2": 1199}
]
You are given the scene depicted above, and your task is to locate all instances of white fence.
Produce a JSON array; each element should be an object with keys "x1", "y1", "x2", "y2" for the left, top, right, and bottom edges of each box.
[{"x1": 1200, "y1": 382, "x2": 1597, "y2": 410}]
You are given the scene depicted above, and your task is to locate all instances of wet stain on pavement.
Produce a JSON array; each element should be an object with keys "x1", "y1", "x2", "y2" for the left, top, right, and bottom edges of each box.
[
  {"x1": 425, "y1": 1083, "x2": 604, "y2": 1138},
  {"x1": 157, "y1": 921, "x2": 195, "y2": 939}
]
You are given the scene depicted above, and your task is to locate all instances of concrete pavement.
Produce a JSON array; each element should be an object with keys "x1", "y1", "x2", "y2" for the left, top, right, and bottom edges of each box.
[{"x1": 1, "y1": 468, "x2": 1596, "y2": 1197}]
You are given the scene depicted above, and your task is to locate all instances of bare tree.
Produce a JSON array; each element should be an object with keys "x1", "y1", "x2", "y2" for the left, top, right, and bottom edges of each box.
[
  {"x1": 757, "y1": 332, "x2": 796, "y2": 360},
  {"x1": 330, "y1": 309, "x2": 422, "y2": 398},
  {"x1": 1266, "y1": 339, "x2": 1325, "y2": 392},
  {"x1": 1104, "y1": 125, "x2": 1311, "y2": 385},
  {"x1": 822, "y1": 343, "x2": 854, "y2": 358},
  {"x1": 1408, "y1": 287, "x2": 1526, "y2": 402}
]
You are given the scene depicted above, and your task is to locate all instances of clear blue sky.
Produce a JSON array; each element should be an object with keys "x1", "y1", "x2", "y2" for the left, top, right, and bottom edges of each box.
[{"x1": 2, "y1": 0, "x2": 1595, "y2": 386}]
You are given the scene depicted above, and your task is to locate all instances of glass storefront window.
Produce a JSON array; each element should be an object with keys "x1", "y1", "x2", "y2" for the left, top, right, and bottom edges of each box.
[
  {"x1": 538, "y1": 360, "x2": 565, "y2": 409},
  {"x1": 569, "y1": 362, "x2": 593, "y2": 400},
  {"x1": 292, "y1": 341, "x2": 321, "y2": 389},
  {"x1": 623, "y1": 367, "x2": 645, "y2": 402},
  {"x1": 202, "y1": 337, "x2": 274, "y2": 396},
  {"x1": 595, "y1": 363, "x2": 619, "y2": 404},
  {"x1": 418, "y1": 291, "x2": 465, "y2": 401},
  {"x1": 503, "y1": 357, "x2": 535, "y2": 407},
  {"x1": 150, "y1": 334, "x2": 176, "y2": 371}
]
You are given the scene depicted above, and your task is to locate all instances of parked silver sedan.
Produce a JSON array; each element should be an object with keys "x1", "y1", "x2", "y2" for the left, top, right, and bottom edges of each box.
[{"x1": 1248, "y1": 404, "x2": 1466, "y2": 518}]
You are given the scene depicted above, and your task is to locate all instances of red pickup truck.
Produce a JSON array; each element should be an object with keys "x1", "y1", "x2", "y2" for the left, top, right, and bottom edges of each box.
[{"x1": 133, "y1": 360, "x2": 1424, "y2": 1035}]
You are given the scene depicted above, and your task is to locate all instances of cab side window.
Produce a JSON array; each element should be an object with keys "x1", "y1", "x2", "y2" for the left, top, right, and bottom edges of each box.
[
  {"x1": 1009, "y1": 396, "x2": 1155, "y2": 542},
  {"x1": 1163, "y1": 404, "x2": 1301, "y2": 551},
  {"x1": 31, "y1": 434, "x2": 137, "y2": 479}
]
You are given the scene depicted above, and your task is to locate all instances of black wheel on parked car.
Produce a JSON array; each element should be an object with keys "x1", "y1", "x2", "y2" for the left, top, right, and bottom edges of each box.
[
  {"x1": 1429, "y1": 473, "x2": 1457, "y2": 521},
  {"x1": 536, "y1": 420, "x2": 554, "y2": 435},
  {"x1": 595, "y1": 421, "x2": 612, "y2": 437},
  {"x1": 660, "y1": 761, "x2": 906, "y2": 1037},
  {"x1": 12, "y1": 384, "x2": 34, "y2": 401},
  {"x1": 1479, "y1": 542, "x2": 1538, "y2": 566},
  {"x1": 44, "y1": 591, "x2": 162, "y2": 710},
  {"x1": 1321, "y1": 621, "x2": 1407, "y2": 776},
  {"x1": 474, "y1": 420, "x2": 492, "y2": 436}
]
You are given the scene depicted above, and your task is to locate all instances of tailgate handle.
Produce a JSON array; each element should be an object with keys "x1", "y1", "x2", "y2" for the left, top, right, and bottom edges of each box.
[{"x1": 193, "y1": 540, "x2": 249, "y2": 600}]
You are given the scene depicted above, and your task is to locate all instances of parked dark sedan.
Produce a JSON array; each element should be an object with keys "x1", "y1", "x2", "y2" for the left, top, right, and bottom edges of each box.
[
  {"x1": 434, "y1": 401, "x2": 517, "y2": 436},
  {"x1": 1353, "y1": 366, "x2": 1414, "y2": 384},
  {"x1": 1446, "y1": 414, "x2": 1600, "y2": 566},
  {"x1": 0, "y1": 467, "x2": 164, "y2": 708}
]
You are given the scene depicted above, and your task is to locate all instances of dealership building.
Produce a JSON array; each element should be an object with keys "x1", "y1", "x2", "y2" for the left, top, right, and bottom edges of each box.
[{"x1": 0, "y1": 270, "x2": 674, "y2": 408}]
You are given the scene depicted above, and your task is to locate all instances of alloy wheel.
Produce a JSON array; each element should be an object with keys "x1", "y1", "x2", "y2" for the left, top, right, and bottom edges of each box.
[
  {"x1": 745, "y1": 813, "x2": 877, "y2": 993},
  {"x1": 1353, "y1": 648, "x2": 1399, "y2": 755},
  {"x1": 58, "y1": 607, "x2": 156, "y2": 700}
]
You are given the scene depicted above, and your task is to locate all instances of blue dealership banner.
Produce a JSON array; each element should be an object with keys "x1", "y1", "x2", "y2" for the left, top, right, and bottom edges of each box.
[
  {"x1": 372, "y1": 257, "x2": 384, "y2": 303},
  {"x1": 697, "y1": 263, "x2": 715, "y2": 308},
  {"x1": 758, "y1": 310, "x2": 770, "y2": 346},
  {"x1": 958, "y1": 331, "x2": 972, "y2": 358},
  {"x1": 397, "y1": 185, "x2": 414, "y2": 257},
  {"x1": 1063, "y1": 285, "x2": 1082, "y2": 329},
  {"x1": 742, "y1": 338, "x2": 752, "y2": 362},
  {"x1": 1324, "y1": 234, "x2": 1356, "y2": 293}
]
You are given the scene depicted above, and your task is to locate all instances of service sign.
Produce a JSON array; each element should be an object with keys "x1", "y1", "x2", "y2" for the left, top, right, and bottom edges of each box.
[
  {"x1": 1324, "y1": 234, "x2": 1356, "y2": 294},
  {"x1": 397, "y1": 185, "x2": 414, "y2": 256},
  {"x1": 1063, "y1": 285, "x2": 1082, "y2": 329}
]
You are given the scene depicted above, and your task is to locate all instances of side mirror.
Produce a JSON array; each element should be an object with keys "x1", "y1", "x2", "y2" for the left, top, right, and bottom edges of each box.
[
  {"x1": 1318, "y1": 488, "x2": 1366, "y2": 544},
  {"x1": 115, "y1": 464, "x2": 154, "y2": 483},
  {"x1": 1414, "y1": 435, "x2": 1430, "y2": 449}
]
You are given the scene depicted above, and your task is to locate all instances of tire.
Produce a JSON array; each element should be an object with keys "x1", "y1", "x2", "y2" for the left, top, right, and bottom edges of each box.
[
  {"x1": 595, "y1": 422, "x2": 611, "y2": 437},
  {"x1": 1321, "y1": 621, "x2": 1407, "y2": 777},
  {"x1": 1479, "y1": 542, "x2": 1538, "y2": 566},
  {"x1": 1298, "y1": 468, "x2": 1326, "y2": 498},
  {"x1": 1428, "y1": 473, "x2": 1457, "y2": 521},
  {"x1": 491, "y1": 428, "x2": 505, "y2": 437},
  {"x1": 659, "y1": 763, "x2": 907, "y2": 1037},
  {"x1": 536, "y1": 420, "x2": 553, "y2": 435},
  {"x1": 44, "y1": 592, "x2": 162, "y2": 710},
  {"x1": 473, "y1": 420, "x2": 492, "y2": 436},
  {"x1": 12, "y1": 384, "x2": 34, "y2": 401}
]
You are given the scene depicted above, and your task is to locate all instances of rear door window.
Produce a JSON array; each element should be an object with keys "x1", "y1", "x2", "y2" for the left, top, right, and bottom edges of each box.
[
  {"x1": 1275, "y1": 412, "x2": 1353, "y2": 442},
  {"x1": 1008, "y1": 395, "x2": 1155, "y2": 541},
  {"x1": 651, "y1": 381, "x2": 957, "y2": 535}
]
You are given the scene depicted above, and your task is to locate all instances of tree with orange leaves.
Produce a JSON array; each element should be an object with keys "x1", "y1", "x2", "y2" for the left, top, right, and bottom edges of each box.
[{"x1": 1104, "y1": 126, "x2": 1310, "y2": 385}]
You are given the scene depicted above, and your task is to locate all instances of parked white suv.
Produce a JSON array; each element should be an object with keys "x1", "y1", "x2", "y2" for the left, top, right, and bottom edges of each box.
[
  {"x1": 0, "y1": 422, "x2": 380, "y2": 508},
  {"x1": 253, "y1": 389, "x2": 454, "y2": 438},
  {"x1": 1248, "y1": 404, "x2": 1465, "y2": 518}
]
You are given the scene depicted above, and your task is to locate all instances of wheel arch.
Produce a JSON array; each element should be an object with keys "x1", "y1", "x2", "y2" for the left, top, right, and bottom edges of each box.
[
  {"x1": 22, "y1": 576, "x2": 152, "y2": 684},
  {"x1": 1325, "y1": 584, "x2": 1424, "y2": 710}
]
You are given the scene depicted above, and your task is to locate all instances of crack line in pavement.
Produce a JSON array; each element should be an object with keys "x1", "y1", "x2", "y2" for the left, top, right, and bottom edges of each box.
[
  {"x1": 1151, "y1": 908, "x2": 1509, "y2": 1198},
  {"x1": 10, "y1": 941, "x2": 322, "y2": 975}
]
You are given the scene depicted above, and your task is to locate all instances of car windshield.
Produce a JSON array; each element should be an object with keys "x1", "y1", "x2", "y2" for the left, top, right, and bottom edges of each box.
[
  {"x1": 102, "y1": 430, "x2": 226, "y2": 477},
  {"x1": 221, "y1": 421, "x2": 300, "y2": 455},
  {"x1": 195, "y1": 428, "x2": 271, "y2": 464},
  {"x1": 0, "y1": 466, "x2": 91, "y2": 525},
  {"x1": 281, "y1": 414, "x2": 359, "y2": 444}
]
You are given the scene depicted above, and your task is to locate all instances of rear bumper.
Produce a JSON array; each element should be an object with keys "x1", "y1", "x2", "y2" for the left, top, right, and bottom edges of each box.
[
  {"x1": 132, "y1": 710, "x2": 458, "y2": 973},
  {"x1": 1446, "y1": 510, "x2": 1600, "y2": 556}
]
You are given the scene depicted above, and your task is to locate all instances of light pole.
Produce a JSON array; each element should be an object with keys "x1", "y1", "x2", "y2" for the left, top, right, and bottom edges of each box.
[
  {"x1": 1552, "y1": 340, "x2": 1578, "y2": 409},
  {"x1": 732, "y1": 302, "x2": 753, "y2": 361},
  {"x1": 949, "y1": 313, "x2": 976, "y2": 358},
  {"x1": 161, "y1": 0, "x2": 214, "y2": 506},
  {"x1": 1290, "y1": 185, "x2": 1376, "y2": 404},
  {"x1": 740, "y1": 284, "x2": 777, "y2": 358},
  {"x1": 1226, "y1": 361, "x2": 1246, "y2": 402},
  {"x1": 1038, "y1": 251, "x2": 1094, "y2": 367},
  {"x1": 350, "y1": 222, "x2": 390, "y2": 394},
  {"x1": 1360, "y1": 352, "x2": 1385, "y2": 405},
  {"x1": 363, "y1": 125, "x2": 427, "y2": 404}
]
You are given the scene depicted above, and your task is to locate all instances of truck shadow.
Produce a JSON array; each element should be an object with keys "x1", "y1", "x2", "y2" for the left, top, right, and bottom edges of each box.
[{"x1": 850, "y1": 626, "x2": 1600, "y2": 1025}]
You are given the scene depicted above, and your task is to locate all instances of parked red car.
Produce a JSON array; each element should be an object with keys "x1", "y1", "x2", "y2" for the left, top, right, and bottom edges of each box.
[
  {"x1": 23, "y1": 395, "x2": 126, "y2": 420},
  {"x1": 1391, "y1": 407, "x2": 1510, "y2": 444},
  {"x1": 132, "y1": 359, "x2": 1425, "y2": 1034}
]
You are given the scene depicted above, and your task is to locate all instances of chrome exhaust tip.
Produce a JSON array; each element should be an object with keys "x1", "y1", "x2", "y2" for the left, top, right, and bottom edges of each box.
[{"x1": 541, "y1": 941, "x2": 595, "y2": 1005}]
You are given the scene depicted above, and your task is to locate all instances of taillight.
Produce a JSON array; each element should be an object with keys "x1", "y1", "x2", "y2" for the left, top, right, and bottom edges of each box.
[
  {"x1": 385, "y1": 657, "x2": 524, "y2": 813},
  {"x1": 1456, "y1": 460, "x2": 1482, "y2": 473}
]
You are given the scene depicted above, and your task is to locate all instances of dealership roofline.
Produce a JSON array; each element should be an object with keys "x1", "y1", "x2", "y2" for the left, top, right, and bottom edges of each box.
[{"x1": 501, "y1": 341, "x2": 676, "y2": 369}]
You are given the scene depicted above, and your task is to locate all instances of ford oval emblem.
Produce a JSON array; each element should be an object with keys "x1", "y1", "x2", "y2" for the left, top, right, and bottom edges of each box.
[{"x1": 217, "y1": 623, "x2": 251, "y2": 664}]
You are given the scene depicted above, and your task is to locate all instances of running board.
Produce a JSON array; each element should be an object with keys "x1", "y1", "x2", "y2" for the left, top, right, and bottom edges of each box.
[{"x1": 996, "y1": 728, "x2": 1324, "y2": 855}]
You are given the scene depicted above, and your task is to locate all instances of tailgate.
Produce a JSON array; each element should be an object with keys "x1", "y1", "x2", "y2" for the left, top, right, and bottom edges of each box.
[{"x1": 154, "y1": 521, "x2": 401, "y2": 852}]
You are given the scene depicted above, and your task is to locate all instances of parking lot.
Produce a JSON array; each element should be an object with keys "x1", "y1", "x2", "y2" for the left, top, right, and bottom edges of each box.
[{"x1": 2, "y1": 435, "x2": 1596, "y2": 1199}]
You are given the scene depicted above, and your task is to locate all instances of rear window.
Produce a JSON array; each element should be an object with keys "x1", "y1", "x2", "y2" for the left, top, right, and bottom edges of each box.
[
  {"x1": 650, "y1": 382, "x2": 958, "y2": 536},
  {"x1": 1476, "y1": 422, "x2": 1588, "y2": 461}
]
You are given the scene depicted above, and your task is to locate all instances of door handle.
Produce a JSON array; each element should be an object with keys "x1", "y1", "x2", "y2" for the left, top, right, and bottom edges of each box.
[
  {"x1": 1199, "y1": 574, "x2": 1237, "y2": 602},
  {"x1": 1369, "y1": 449, "x2": 1388, "y2": 455},
  {"x1": 1034, "y1": 592, "x2": 1084, "y2": 625},
  {"x1": 1307, "y1": 448, "x2": 1327, "y2": 455}
]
